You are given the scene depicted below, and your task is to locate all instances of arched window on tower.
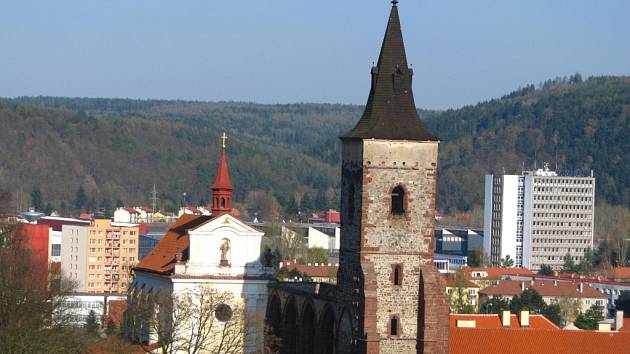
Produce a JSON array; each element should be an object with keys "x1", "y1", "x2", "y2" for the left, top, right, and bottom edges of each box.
[
  {"x1": 390, "y1": 316, "x2": 399, "y2": 336},
  {"x1": 221, "y1": 197, "x2": 226, "y2": 208},
  {"x1": 393, "y1": 265, "x2": 402, "y2": 286},
  {"x1": 391, "y1": 185, "x2": 405, "y2": 215}
]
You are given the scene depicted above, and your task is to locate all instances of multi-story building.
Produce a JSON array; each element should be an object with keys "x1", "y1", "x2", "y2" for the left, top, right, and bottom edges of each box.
[
  {"x1": 484, "y1": 164, "x2": 595, "y2": 270},
  {"x1": 61, "y1": 218, "x2": 139, "y2": 293}
]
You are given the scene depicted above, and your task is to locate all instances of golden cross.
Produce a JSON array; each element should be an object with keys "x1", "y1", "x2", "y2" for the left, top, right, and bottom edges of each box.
[{"x1": 221, "y1": 132, "x2": 227, "y2": 149}]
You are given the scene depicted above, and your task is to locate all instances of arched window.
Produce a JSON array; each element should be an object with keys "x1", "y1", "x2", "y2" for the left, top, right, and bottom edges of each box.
[
  {"x1": 220, "y1": 197, "x2": 226, "y2": 208},
  {"x1": 391, "y1": 185, "x2": 405, "y2": 215},
  {"x1": 390, "y1": 317, "x2": 399, "y2": 336},
  {"x1": 347, "y1": 184, "x2": 355, "y2": 223}
]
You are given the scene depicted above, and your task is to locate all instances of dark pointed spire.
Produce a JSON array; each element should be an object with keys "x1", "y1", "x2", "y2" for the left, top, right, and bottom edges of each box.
[
  {"x1": 341, "y1": 2, "x2": 437, "y2": 141},
  {"x1": 211, "y1": 132, "x2": 233, "y2": 216}
]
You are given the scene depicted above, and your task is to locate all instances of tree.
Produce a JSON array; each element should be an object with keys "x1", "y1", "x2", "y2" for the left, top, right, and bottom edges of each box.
[
  {"x1": 500, "y1": 255, "x2": 514, "y2": 268},
  {"x1": 30, "y1": 187, "x2": 43, "y2": 211},
  {"x1": 285, "y1": 195, "x2": 298, "y2": 217},
  {"x1": 0, "y1": 188, "x2": 84, "y2": 353},
  {"x1": 261, "y1": 245, "x2": 282, "y2": 268},
  {"x1": 126, "y1": 287, "x2": 247, "y2": 354},
  {"x1": 105, "y1": 318, "x2": 117, "y2": 336},
  {"x1": 615, "y1": 291, "x2": 630, "y2": 316},
  {"x1": 264, "y1": 223, "x2": 305, "y2": 261},
  {"x1": 576, "y1": 248, "x2": 595, "y2": 275},
  {"x1": 449, "y1": 269, "x2": 476, "y2": 314},
  {"x1": 538, "y1": 264, "x2": 554, "y2": 276},
  {"x1": 305, "y1": 247, "x2": 328, "y2": 265},
  {"x1": 74, "y1": 186, "x2": 88, "y2": 212},
  {"x1": 467, "y1": 248, "x2": 490, "y2": 267},
  {"x1": 574, "y1": 304, "x2": 604, "y2": 330},
  {"x1": 562, "y1": 252, "x2": 576, "y2": 273},
  {"x1": 480, "y1": 296, "x2": 510, "y2": 314},
  {"x1": 543, "y1": 304, "x2": 562, "y2": 327},
  {"x1": 85, "y1": 310, "x2": 100, "y2": 335},
  {"x1": 300, "y1": 193, "x2": 314, "y2": 213},
  {"x1": 557, "y1": 297, "x2": 580, "y2": 327},
  {"x1": 510, "y1": 288, "x2": 546, "y2": 314},
  {"x1": 44, "y1": 202, "x2": 53, "y2": 216}
]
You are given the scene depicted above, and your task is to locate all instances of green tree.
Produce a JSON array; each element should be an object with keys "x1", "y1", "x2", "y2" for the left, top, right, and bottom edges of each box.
[
  {"x1": 537, "y1": 264, "x2": 554, "y2": 276},
  {"x1": 615, "y1": 291, "x2": 630, "y2": 316},
  {"x1": 305, "y1": 247, "x2": 328, "y2": 265},
  {"x1": 85, "y1": 310, "x2": 100, "y2": 335},
  {"x1": 30, "y1": 187, "x2": 43, "y2": 211},
  {"x1": 261, "y1": 245, "x2": 282, "y2": 268},
  {"x1": 74, "y1": 186, "x2": 88, "y2": 212},
  {"x1": 510, "y1": 288, "x2": 546, "y2": 314},
  {"x1": 449, "y1": 269, "x2": 476, "y2": 314},
  {"x1": 480, "y1": 296, "x2": 510, "y2": 314},
  {"x1": 285, "y1": 195, "x2": 298, "y2": 217},
  {"x1": 574, "y1": 305, "x2": 604, "y2": 330},
  {"x1": 300, "y1": 193, "x2": 314, "y2": 213},
  {"x1": 562, "y1": 252, "x2": 576, "y2": 273},
  {"x1": 43, "y1": 203, "x2": 53, "y2": 216},
  {"x1": 500, "y1": 255, "x2": 514, "y2": 268},
  {"x1": 543, "y1": 304, "x2": 562, "y2": 327},
  {"x1": 105, "y1": 318, "x2": 117, "y2": 336}
]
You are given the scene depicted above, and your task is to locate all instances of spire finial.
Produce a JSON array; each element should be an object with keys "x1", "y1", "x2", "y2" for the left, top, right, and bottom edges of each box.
[
  {"x1": 221, "y1": 132, "x2": 227, "y2": 149},
  {"x1": 391, "y1": 0, "x2": 398, "y2": 6}
]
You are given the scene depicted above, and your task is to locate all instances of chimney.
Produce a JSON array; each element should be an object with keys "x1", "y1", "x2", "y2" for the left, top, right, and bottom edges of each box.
[
  {"x1": 502, "y1": 310, "x2": 511, "y2": 327},
  {"x1": 554, "y1": 280, "x2": 558, "y2": 286},
  {"x1": 520, "y1": 310, "x2": 530, "y2": 327},
  {"x1": 456, "y1": 319, "x2": 477, "y2": 328},
  {"x1": 616, "y1": 310, "x2": 624, "y2": 331},
  {"x1": 598, "y1": 322, "x2": 611, "y2": 332},
  {"x1": 579, "y1": 283, "x2": 584, "y2": 293},
  {"x1": 520, "y1": 282, "x2": 525, "y2": 291}
]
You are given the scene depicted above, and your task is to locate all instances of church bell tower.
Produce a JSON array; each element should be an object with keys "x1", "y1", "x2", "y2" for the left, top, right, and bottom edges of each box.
[{"x1": 338, "y1": 2, "x2": 449, "y2": 353}]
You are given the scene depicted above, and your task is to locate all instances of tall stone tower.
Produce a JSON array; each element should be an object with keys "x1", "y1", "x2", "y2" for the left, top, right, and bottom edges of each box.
[{"x1": 338, "y1": 2, "x2": 449, "y2": 353}]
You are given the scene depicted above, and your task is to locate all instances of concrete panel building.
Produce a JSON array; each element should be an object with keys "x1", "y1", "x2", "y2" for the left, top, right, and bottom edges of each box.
[{"x1": 484, "y1": 164, "x2": 595, "y2": 270}]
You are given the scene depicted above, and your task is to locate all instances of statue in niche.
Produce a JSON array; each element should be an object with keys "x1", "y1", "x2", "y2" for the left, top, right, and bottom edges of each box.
[{"x1": 220, "y1": 239, "x2": 230, "y2": 266}]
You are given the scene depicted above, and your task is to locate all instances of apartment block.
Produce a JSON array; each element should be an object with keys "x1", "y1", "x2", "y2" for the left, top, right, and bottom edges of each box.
[
  {"x1": 484, "y1": 164, "x2": 595, "y2": 270},
  {"x1": 61, "y1": 218, "x2": 139, "y2": 293}
]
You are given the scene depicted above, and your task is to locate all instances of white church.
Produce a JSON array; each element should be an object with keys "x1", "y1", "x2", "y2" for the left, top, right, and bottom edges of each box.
[{"x1": 126, "y1": 135, "x2": 271, "y2": 353}]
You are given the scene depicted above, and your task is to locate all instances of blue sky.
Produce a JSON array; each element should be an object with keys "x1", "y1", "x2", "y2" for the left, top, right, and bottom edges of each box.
[{"x1": 1, "y1": 0, "x2": 629, "y2": 109}]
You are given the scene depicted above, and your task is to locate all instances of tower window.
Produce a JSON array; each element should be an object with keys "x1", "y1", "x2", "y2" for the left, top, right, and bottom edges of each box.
[
  {"x1": 393, "y1": 265, "x2": 402, "y2": 286},
  {"x1": 390, "y1": 316, "x2": 399, "y2": 336},
  {"x1": 221, "y1": 197, "x2": 226, "y2": 208},
  {"x1": 391, "y1": 185, "x2": 405, "y2": 215}
]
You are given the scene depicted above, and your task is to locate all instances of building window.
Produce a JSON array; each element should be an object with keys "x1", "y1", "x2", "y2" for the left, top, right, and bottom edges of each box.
[
  {"x1": 390, "y1": 316, "x2": 400, "y2": 337},
  {"x1": 51, "y1": 244, "x2": 61, "y2": 257},
  {"x1": 392, "y1": 264, "x2": 403, "y2": 286},
  {"x1": 391, "y1": 185, "x2": 405, "y2": 215}
]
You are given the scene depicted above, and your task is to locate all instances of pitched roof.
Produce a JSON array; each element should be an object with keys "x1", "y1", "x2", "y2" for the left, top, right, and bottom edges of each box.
[
  {"x1": 450, "y1": 314, "x2": 559, "y2": 330},
  {"x1": 134, "y1": 214, "x2": 214, "y2": 275},
  {"x1": 211, "y1": 147, "x2": 233, "y2": 191},
  {"x1": 282, "y1": 260, "x2": 338, "y2": 278},
  {"x1": 608, "y1": 267, "x2": 630, "y2": 280},
  {"x1": 450, "y1": 327, "x2": 630, "y2": 354},
  {"x1": 480, "y1": 279, "x2": 606, "y2": 299},
  {"x1": 340, "y1": 3, "x2": 436, "y2": 142},
  {"x1": 464, "y1": 267, "x2": 535, "y2": 280}
]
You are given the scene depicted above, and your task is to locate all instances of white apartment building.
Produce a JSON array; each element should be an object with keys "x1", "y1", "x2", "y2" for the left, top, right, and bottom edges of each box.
[{"x1": 484, "y1": 164, "x2": 595, "y2": 270}]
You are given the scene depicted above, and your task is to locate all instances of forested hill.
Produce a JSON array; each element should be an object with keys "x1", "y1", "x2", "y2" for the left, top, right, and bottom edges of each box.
[
  {"x1": 425, "y1": 75, "x2": 630, "y2": 212},
  {"x1": 1, "y1": 75, "x2": 628, "y2": 215}
]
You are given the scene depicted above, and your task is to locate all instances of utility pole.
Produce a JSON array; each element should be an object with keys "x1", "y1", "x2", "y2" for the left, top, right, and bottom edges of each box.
[{"x1": 149, "y1": 184, "x2": 158, "y2": 222}]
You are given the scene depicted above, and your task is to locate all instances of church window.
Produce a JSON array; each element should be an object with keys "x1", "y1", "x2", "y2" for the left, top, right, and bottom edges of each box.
[
  {"x1": 215, "y1": 303, "x2": 233, "y2": 322},
  {"x1": 393, "y1": 265, "x2": 402, "y2": 286},
  {"x1": 221, "y1": 197, "x2": 226, "y2": 208},
  {"x1": 392, "y1": 185, "x2": 405, "y2": 215}
]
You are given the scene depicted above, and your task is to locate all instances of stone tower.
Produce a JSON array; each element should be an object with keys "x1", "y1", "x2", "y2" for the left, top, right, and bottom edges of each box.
[{"x1": 337, "y1": 2, "x2": 449, "y2": 353}]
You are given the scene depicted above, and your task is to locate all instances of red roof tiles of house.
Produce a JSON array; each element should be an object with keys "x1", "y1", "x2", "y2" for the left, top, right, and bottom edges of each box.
[
  {"x1": 480, "y1": 279, "x2": 606, "y2": 299},
  {"x1": 450, "y1": 327, "x2": 630, "y2": 354},
  {"x1": 450, "y1": 313, "x2": 559, "y2": 330},
  {"x1": 608, "y1": 267, "x2": 630, "y2": 280},
  {"x1": 134, "y1": 214, "x2": 214, "y2": 275},
  {"x1": 464, "y1": 267, "x2": 535, "y2": 280},
  {"x1": 281, "y1": 259, "x2": 337, "y2": 279}
]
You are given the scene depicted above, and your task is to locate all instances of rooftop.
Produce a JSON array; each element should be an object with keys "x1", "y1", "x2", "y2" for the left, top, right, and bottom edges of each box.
[{"x1": 480, "y1": 279, "x2": 606, "y2": 299}]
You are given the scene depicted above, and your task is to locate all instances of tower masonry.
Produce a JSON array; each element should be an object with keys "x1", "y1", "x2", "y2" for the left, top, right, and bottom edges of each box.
[{"x1": 338, "y1": 2, "x2": 449, "y2": 353}]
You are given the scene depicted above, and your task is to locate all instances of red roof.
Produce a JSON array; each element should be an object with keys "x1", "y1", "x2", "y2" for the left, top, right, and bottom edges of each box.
[
  {"x1": 211, "y1": 148, "x2": 233, "y2": 190},
  {"x1": 480, "y1": 279, "x2": 606, "y2": 299},
  {"x1": 608, "y1": 267, "x2": 630, "y2": 280},
  {"x1": 123, "y1": 208, "x2": 140, "y2": 214},
  {"x1": 134, "y1": 214, "x2": 214, "y2": 275},
  {"x1": 282, "y1": 259, "x2": 338, "y2": 279},
  {"x1": 450, "y1": 314, "x2": 558, "y2": 330},
  {"x1": 444, "y1": 274, "x2": 479, "y2": 289},
  {"x1": 464, "y1": 267, "x2": 535, "y2": 280},
  {"x1": 450, "y1": 328, "x2": 630, "y2": 354}
]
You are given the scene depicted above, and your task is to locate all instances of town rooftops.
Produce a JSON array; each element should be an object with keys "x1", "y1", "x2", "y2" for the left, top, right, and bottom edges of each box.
[
  {"x1": 480, "y1": 279, "x2": 606, "y2": 299},
  {"x1": 450, "y1": 327, "x2": 630, "y2": 354},
  {"x1": 608, "y1": 267, "x2": 630, "y2": 280},
  {"x1": 450, "y1": 313, "x2": 558, "y2": 330},
  {"x1": 464, "y1": 267, "x2": 535, "y2": 280},
  {"x1": 280, "y1": 259, "x2": 338, "y2": 279}
]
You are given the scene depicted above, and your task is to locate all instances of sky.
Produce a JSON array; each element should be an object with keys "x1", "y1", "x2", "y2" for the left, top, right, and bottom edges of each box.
[{"x1": 1, "y1": 0, "x2": 629, "y2": 110}]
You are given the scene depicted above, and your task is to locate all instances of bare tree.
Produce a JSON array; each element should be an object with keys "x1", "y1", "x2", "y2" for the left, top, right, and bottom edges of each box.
[{"x1": 127, "y1": 286, "x2": 248, "y2": 354}]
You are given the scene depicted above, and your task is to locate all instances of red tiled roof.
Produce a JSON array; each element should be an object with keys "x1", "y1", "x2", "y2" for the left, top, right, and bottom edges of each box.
[
  {"x1": 480, "y1": 279, "x2": 606, "y2": 299},
  {"x1": 123, "y1": 208, "x2": 140, "y2": 214},
  {"x1": 444, "y1": 274, "x2": 479, "y2": 289},
  {"x1": 450, "y1": 314, "x2": 559, "y2": 330},
  {"x1": 464, "y1": 267, "x2": 535, "y2": 280},
  {"x1": 211, "y1": 148, "x2": 233, "y2": 190},
  {"x1": 134, "y1": 214, "x2": 214, "y2": 275},
  {"x1": 450, "y1": 328, "x2": 630, "y2": 354},
  {"x1": 608, "y1": 267, "x2": 630, "y2": 280},
  {"x1": 281, "y1": 259, "x2": 337, "y2": 278}
]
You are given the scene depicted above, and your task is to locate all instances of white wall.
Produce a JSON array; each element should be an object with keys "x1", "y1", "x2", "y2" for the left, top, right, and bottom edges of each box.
[{"x1": 500, "y1": 175, "x2": 519, "y2": 263}]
